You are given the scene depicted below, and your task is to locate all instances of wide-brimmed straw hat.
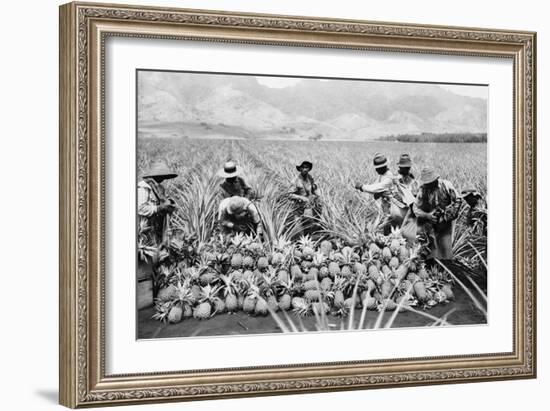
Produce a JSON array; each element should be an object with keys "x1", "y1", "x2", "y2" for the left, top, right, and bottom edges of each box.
[
  {"x1": 397, "y1": 153, "x2": 412, "y2": 167},
  {"x1": 226, "y1": 196, "x2": 250, "y2": 214},
  {"x1": 143, "y1": 161, "x2": 178, "y2": 179},
  {"x1": 419, "y1": 167, "x2": 439, "y2": 185},
  {"x1": 373, "y1": 153, "x2": 388, "y2": 169},
  {"x1": 218, "y1": 161, "x2": 241, "y2": 178},
  {"x1": 296, "y1": 161, "x2": 313, "y2": 171},
  {"x1": 460, "y1": 187, "x2": 482, "y2": 199}
]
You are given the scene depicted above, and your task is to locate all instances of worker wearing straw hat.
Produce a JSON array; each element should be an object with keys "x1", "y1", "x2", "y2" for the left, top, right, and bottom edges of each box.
[
  {"x1": 218, "y1": 161, "x2": 254, "y2": 199},
  {"x1": 289, "y1": 160, "x2": 321, "y2": 237},
  {"x1": 413, "y1": 167, "x2": 461, "y2": 260},
  {"x1": 137, "y1": 160, "x2": 178, "y2": 300},
  {"x1": 394, "y1": 154, "x2": 419, "y2": 243},
  {"x1": 354, "y1": 153, "x2": 406, "y2": 234},
  {"x1": 218, "y1": 196, "x2": 263, "y2": 239},
  {"x1": 138, "y1": 160, "x2": 178, "y2": 244}
]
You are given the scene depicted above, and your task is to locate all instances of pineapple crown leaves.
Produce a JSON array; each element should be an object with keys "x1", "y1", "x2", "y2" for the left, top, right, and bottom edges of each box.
[
  {"x1": 151, "y1": 300, "x2": 174, "y2": 322},
  {"x1": 297, "y1": 235, "x2": 315, "y2": 250},
  {"x1": 175, "y1": 283, "x2": 196, "y2": 305},
  {"x1": 198, "y1": 284, "x2": 221, "y2": 304},
  {"x1": 292, "y1": 298, "x2": 311, "y2": 317},
  {"x1": 230, "y1": 232, "x2": 248, "y2": 249},
  {"x1": 312, "y1": 251, "x2": 327, "y2": 267},
  {"x1": 219, "y1": 273, "x2": 239, "y2": 297}
]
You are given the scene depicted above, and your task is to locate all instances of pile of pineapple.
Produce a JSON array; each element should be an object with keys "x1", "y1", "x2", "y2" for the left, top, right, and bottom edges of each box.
[{"x1": 152, "y1": 232, "x2": 455, "y2": 324}]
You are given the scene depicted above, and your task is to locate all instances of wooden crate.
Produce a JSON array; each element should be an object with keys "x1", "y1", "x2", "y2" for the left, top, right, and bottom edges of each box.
[{"x1": 137, "y1": 278, "x2": 154, "y2": 310}]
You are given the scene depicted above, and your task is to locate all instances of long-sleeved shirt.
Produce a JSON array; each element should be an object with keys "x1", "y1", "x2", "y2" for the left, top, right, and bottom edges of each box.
[
  {"x1": 360, "y1": 170, "x2": 401, "y2": 212},
  {"x1": 413, "y1": 179, "x2": 460, "y2": 221},
  {"x1": 220, "y1": 177, "x2": 253, "y2": 199},
  {"x1": 138, "y1": 179, "x2": 164, "y2": 217}
]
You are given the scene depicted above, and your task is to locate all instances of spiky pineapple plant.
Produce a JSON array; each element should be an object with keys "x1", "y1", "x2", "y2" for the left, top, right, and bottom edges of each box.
[{"x1": 193, "y1": 284, "x2": 221, "y2": 320}]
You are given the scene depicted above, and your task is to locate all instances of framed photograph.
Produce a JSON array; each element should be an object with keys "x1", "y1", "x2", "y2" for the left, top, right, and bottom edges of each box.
[{"x1": 59, "y1": 2, "x2": 537, "y2": 408}]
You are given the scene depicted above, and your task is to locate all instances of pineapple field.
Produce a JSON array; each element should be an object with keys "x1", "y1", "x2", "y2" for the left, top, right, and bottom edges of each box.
[{"x1": 137, "y1": 137, "x2": 487, "y2": 338}]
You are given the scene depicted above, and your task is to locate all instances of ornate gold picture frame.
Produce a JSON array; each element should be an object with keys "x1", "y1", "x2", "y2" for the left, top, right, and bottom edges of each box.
[{"x1": 59, "y1": 1, "x2": 536, "y2": 408}]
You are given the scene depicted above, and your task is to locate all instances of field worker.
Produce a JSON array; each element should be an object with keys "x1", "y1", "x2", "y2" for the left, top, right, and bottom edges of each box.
[
  {"x1": 396, "y1": 154, "x2": 419, "y2": 197},
  {"x1": 460, "y1": 187, "x2": 487, "y2": 236},
  {"x1": 218, "y1": 196, "x2": 263, "y2": 238},
  {"x1": 138, "y1": 160, "x2": 178, "y2": 246},
  {"x1": 288, "y1": 160, "x2": 321, "y2": 236},
  {"x1": 395, "y1": 153, "x2": 419, "y2": 243},
  {"x1": 218, "y1": 161, "x2": 254, "y2": 199},
  {"x1": 413, "y1": 167, "x2": 462, "y2": 260},
  {"x1": 354, "y1": 153, "x2": 407, "y2": 234}
]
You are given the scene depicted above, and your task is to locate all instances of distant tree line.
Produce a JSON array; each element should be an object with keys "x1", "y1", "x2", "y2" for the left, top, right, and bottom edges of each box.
[{"x1": 378, "y1": 132, "x2": 487, "y2": 143}]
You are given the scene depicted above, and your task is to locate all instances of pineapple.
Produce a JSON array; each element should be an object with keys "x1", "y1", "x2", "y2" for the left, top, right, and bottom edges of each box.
[
  {"x1": 225, "y1": 294, "x2": 238, "y2": 312},
  {"x1": 368, "y1": 264, "x2": 380, "y2": 278},
  {"x1": 193, "y1": 284, "x2": 221, "y2": 320},
  {"x1": 320, "y1": 277, "x2": 333, "y2": 291},
  {"x1": 243, "y1": 255, "x2": 254, "y2": 269},
  {"x1": 381, "y1": 265, "x2": 391, "y2": 277},
  {"x1": 271, "y1": 252, "x2": 284, "y2": 266},
  {"x1": 413, "y1": 281, "x2": 428, "y2": 302},
  {"x1": 183, "y1": 305, "x2": 193, "y2": 318},
  {"x1": 304, "y1": 279, "x2": 320, "y2": 290},
  {"x1": 278, "y1": 294, "x2": 291, "y2": 311},
  {"x1": 231, "y1": 253, "x2": 243, "y2": 268},
  {"x1": 254, "y1": 298, "x2": 269, "y2": 316},
  {"x1": 320, "y1": 240, "x2": 333, "y2": 256},
  {"x1": 168, "y1": 304, "x2": 183, "y2": 323},
  {"x1": 340, "y1": 265, "x2": 352, "y2": 278},
  {"x1": 298, "y1": 235, "x2": 315, "y2": 259},
  {"x1": 307, "y1": 267, "x2": 319, "y2": 280},
  {"x1": 353, "y1": 262, "x2": 367, "y2": 275},
  {"x1": 382, "y1": 247, "x2": 392, "y2": 261},
  {"x1": 290, "y1": 264, "x2": 303, "y2": 280},
  {"x1": 389, "y1": 238, "x2": 401, "y2": 254},
  {"x1": 328, "y1": 261, "x2": 341, "y2": 277},
  {"x1": 394, "y1": 264, "x2": 408, "y2": 281},
  {"x1": 318, "y1": 266, "x2": 329, "y2": 279},
  {"x1": 267, "y1": 295, "x2": 279, "y2": 312},
  {"x1": 304, "y1": 289, "x2": 321, "y2": 301},
  {"x1": 398, "y1": 246, "x2": 410, "y2": 261},
  {"x1": 257, "y1": 256, "x2": 269, "y2": 270},
  {"x1": 388, "y1": 257, "x2": 400, "y2": 270},
  {"x1": 199, "y1": 270, "x2": 217, "y2": 286},
  {"x1": 441, "y1": 284, "x2": 455, "y2": 300},
  {"x1": 363, "y1": 295, "x2": 378, "y2": 310},
  {"x1": 277, "y1": 269, "x2": 289, "y2": 283},
  {"x1": 243, "y1": 296, "x2": 256, "y2": 313},
  {"x1": 381, "y1": 279, "x2": 394, "y2": 299},
  {"x1": 369, "y1": 242, "x2": 381, "y2": 257},
  {"x1": 194, "y1": 302, "x2": 212, "y2": 319}
]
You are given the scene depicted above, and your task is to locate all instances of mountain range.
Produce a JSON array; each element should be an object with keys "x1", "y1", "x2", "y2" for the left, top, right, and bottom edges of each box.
[{"x1": 138, "y1": 71, "x2": 487, "y2": 140}]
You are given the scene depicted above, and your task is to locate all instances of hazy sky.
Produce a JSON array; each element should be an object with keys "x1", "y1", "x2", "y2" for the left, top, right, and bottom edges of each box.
[{"x1": 256, "y1": 76, "x2": 487, "y2": 100}]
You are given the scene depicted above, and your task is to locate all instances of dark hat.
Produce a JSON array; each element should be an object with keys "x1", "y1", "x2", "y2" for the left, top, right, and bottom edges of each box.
[
  {"x1": 296, "y1": 161, "x2": 313, "y2": 171},
  {"x1": 397, "y1": 154, "x2": 412, "y2": 167},
  {"x1": 373, "y1": 153, "x2": 388, "y2": 169},
  {"x1": 143, "y1": 161, "x2": 178, "y2": 179},
  {"x1": 217, "y1": 161, "x2": 241, "y2": 178},
  {"x1": 460, "y1": 188, "x2": 482, "y2": 199},
  {"x1": 419, "y1": 167, "x2": 439, "y2": 185}
]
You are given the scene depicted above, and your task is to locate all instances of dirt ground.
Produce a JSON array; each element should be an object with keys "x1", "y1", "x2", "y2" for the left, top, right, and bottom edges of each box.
[{"x1": 137, "y1": 284, "x2": 486, "y2": 340}]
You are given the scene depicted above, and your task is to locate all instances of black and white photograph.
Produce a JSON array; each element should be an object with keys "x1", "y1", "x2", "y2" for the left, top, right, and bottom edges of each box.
[{"x1": 136, "y1": 70, "x2": 488, "y2": 339}]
